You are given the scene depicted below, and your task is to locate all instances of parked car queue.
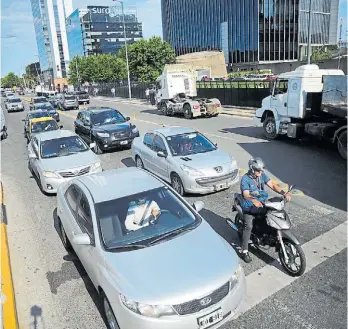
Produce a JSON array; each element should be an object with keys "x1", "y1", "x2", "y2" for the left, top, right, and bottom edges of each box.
[{"x1": 5, "y1": 96, "x2": 246, "y2": 329}]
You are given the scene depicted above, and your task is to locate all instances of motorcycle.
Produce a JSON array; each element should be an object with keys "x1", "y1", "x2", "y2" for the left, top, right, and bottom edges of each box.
[{"x1": 227, "y1": 185, "x2": 306, "y2": 276}]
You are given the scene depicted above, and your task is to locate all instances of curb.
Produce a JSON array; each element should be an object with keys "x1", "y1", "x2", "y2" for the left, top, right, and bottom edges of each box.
[
  {"x1": 220, "y1": 110, "x2": 254, "y2": 118},
  {"x1": 0, "y1": 182, "x2": 19, "y2": 329}
]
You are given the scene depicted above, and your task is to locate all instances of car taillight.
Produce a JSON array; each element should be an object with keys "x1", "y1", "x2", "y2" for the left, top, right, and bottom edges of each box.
[
  {"x1": 216, "y1": 103, "x2": 221, "y2": 107},
  {"x1": 193, "y1": 105, "x2": 200, "y2": 109}
]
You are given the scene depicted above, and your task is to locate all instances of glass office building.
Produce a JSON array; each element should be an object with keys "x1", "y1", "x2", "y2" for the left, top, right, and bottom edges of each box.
[
  {"x1": 161, "y1": 0, "x2": 339, "y2": 65},
  {"x1": 66, "y1": 5, "x2": 143, "y2": 58}
]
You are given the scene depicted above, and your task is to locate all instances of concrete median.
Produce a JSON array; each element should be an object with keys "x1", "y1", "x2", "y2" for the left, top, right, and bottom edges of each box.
[{"x1": 0, "y1": 182, "x2": 19, "y2": 329}]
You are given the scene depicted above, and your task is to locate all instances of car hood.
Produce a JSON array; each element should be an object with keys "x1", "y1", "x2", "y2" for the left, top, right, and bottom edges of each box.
[
  {"x1": 93, "y1": 122, "x2": 131, "y2": 133},
  {"x1": 41, "y1": 150, "x2": 99, "y2": 171},
  {"x1": 104, "y1": 220, "x2": 239, "y2": 305},
  {"x1": 171, "y1": 149, "x2": 233, "y2": 170}
]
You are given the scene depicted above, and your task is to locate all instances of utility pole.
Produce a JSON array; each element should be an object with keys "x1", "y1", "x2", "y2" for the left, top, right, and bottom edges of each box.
[
  {"x1": 120, "y1": 1, "x2": 132, "y2": 100},
  {"x1": 75, "y1": 59, "x2": 81, "y2": 90},
  {"x1": 307, "y1": 0, "x2": 313, "y2": 64},
  {"x1": 338, "y1": 18, "x2": 343, "y2": 69}
]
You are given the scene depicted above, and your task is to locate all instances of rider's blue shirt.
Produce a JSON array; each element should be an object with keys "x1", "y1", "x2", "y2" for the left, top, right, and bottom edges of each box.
[{"x1": 240, "y1": 172, "x2": 270, "y2": 210}]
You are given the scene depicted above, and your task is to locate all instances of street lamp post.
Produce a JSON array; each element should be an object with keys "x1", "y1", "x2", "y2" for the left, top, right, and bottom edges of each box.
[
  {"x1": 338, "y1": 19, "x2": 343, "y2": 69},
  {"x1": 307, "y1": 0, "x2": 313, "y2": 64},
  {"x1": 119, "y1": 1, "x2": 132, "y2": 100}
]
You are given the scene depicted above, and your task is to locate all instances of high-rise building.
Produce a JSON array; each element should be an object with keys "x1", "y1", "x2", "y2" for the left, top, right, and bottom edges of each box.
[
  {"x1": 161, "y1": 0, "x2": 339, "y2": 67},
  {"x1": 30, "y1": 0, "x2": 73, "y2": 84},
  {"x1": 66, "y1": 5, "x2": 143, "y2": 59}
]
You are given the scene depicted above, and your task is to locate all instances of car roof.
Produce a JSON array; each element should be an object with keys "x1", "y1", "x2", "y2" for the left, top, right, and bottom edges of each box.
[
  {"x1": 151, "y1": 126, "x2": 196, "y2": 137},
  {"x1": 36, "y1": 129, "x2": 76, "y2": 141},
  {"x1": 77, "y1": 168, "x2": 164, "y2": 203},
  {"x1": 31, "y1": 117, "x2": 56, "y2": 123},
  {"x1": 85, "y1": 106, "x2": 116, "y2": 114}
]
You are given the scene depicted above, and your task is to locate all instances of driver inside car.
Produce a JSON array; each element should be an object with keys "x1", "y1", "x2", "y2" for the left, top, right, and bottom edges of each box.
[
  {"x1": 125, "y1": 199, "x2": 161, "y2": 232},
  {"x1": 239, "y1": 157, "x2": 291, "y2": 263}
]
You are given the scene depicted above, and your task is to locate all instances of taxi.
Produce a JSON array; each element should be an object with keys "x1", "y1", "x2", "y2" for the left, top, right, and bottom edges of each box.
[{"x1": 27, "y1": 117, "x2": 62, "y2": 142}]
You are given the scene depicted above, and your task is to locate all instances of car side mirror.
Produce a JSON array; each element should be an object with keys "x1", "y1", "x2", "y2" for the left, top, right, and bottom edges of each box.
[
  {"x1": 193, "y1": 201, "x2": 204, "y2": 213},
  {"x1": 22, "y1": 119, "x2": 25, "y2": 122},
  {"x1": 157, "y1": 151, "x2": 167, "y2": 158},
  {"x1": 90, "y1": 142, "x2": 96, "y2": 149},
  {"x1": 125, "y1": 117, "x2": 130, "y2": 121},
  {"x1": 214, "y1": 143, "x2": 218, "y2": 147},
  {"x1": 59, "y1": 125, "x2": 63, "y2": 129},
  {"x1": 73, "y1": 233, "x2": 91, "y2": 245}
]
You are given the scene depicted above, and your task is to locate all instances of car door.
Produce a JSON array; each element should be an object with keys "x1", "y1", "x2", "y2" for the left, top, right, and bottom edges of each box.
[
  {"x1": 29, "y1": 137, "x2": 40, "y2": 176},
  {"x1": 73, "y1": 189, "x2": 102, "y2": 288},
  {"x1": 74, "y1": 112, "x2": 84, "y2": 137},
  {"x1": 271, "y1": 79, "x2": 289, "y2": 116},
  {"x1": 81, "y1": 112, "x2": 92, "y2": 143},
  {"x1": 152, "y1": 134, "x2": 170, "y2": 180},
  {"x1": 140, "y1": 133, "x2": 156, "y2": 170}
]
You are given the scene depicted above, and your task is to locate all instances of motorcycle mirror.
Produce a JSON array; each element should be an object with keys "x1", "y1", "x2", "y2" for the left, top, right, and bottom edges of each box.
[{"x1": 288, "y1": 184, "x2": 295, "y2": 191}]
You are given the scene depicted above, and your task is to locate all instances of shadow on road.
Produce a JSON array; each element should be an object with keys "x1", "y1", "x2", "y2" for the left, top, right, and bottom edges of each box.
[
  {"x1": 52, "y1": 209, "x2": 108, "y2": 328},
  {"x1": 219, "y1": 127, "x2": 266, "y2": 139},
  {"x1": 238, "y1": 141, "x2": 347, "y2": 211},
  {"x1": 121, "y1": 157, "x2": 135, "y2": 167},
  {"x1": 30, "y1": 305, "x2": 46, "y2": 329}
]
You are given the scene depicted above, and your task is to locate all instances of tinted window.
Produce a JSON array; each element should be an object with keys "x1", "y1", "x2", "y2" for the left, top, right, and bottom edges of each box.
[
  {"x1": 8, "y1": 98, "x2": 21, "y2": 103},
  {"x1": 143, "y1": 133, "x2": 154, "y2": 148},
  {"x1": 77, "y1": 194, "x2": 94, "y2": 241},
  {"x1": 91, "y1": 110, "x2": 125, "y2": 125},
  {"x1": 29, "y1": 111, "x2": 49, "y2": 119},
  {"x1": 34, "y1": 97, "x2": 47, "y2": 103},
  {"x1": 153, "y1": 135, "x2": 167, "y2": 153},
  {"x1": 65, "y1": 96, "x2": 76, "y2": 100},
  {"x1": 166, "y1": 132, "x2": 216, "y2": 156},
  {"x1": 40, "y1": 136, "x2": 89, "y2": 158},
  {"x1": 36, "y1": 104, "x2": 54, "y2": 111},
  {"x1": 65, "y1": 185, "x2": 80, "y2": 213},
  {"x1": 95, "y1": 187, "x2": 200, "y2": 249}
]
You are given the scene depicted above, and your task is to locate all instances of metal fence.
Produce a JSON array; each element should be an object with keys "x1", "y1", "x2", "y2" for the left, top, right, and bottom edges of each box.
[{"x1": 84, "y1": 80, "x2": 272, "y2": 108}]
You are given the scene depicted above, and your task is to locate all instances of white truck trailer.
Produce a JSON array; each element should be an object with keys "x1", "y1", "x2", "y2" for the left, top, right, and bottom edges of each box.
[
  {"x1": 253, "y1": 64, "x2": 347, "y2": 159},
  {"x1": 156, "y1": 64, "x2": 221, "y2": 119}
]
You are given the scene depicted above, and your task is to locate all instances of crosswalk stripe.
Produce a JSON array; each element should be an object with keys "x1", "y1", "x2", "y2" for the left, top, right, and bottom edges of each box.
[{"x1": 238, "y1": 221, "x2": 347, "y2": 317}]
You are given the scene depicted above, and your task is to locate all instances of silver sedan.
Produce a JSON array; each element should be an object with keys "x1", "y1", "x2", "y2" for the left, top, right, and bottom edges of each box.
[
  {"x1": 28, "y1": 129, "x2": 102, "y2": 194},
  {"x1": 57, "y1": 167, "x2": 246, "y2": 329},
  {"x1": 131, "y1": 126, "x2": 239, "y2": 195}
]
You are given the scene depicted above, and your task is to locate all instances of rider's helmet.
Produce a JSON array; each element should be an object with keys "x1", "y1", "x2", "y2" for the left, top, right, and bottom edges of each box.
[{"x1": 248, "y1": 157, "x2": 265, "y2": 174}]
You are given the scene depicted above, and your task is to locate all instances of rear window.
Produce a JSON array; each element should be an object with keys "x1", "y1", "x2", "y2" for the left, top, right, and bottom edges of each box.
[
  {"x1": 34, "y1": 97, "x2": 47, "y2": 103},
  {"x1": 8, "y1": 98, "x2": 21, "y2": 103},
  {"x1": 65, "y1": 96, "x2": 76, "y2": 100},
  {"x1": 77, "y1": 91, "x2": 88, "y2": 95}
]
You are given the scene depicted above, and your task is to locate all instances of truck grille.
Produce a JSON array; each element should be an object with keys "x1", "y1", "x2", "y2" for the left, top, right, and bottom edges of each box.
[
  {"x1": 173, "y1": 282, "x2": 229, "y2": 315},
  {"x1": 114, "y1": 130, "x2": 130, "y2": 138},
  {"x1": 59, "y1": 166, "x2": 90, "y2": 178},
  {"x1": 195, "y1": 169, "x2": 238, "y2": 187}
]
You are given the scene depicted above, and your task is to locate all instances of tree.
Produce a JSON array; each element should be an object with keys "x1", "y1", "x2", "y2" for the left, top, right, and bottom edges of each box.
[
  {"x1": 311, "y1": 48, "x2": 333, "y2": 61},
  {"x1": 118, "y1": 36, "x2": 176, "y2": 83},
  {"x1": 0, "y1": 72, "x2": 22, "y2": 88},
  {"x1": 68, "y1": 54, "x2": 127, "y2": 84}
]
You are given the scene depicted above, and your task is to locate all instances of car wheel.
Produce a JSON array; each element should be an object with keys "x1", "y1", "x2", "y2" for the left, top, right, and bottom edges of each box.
[
  {"x1": 171, "y1": 173, "x2": 185, "y2": 196},
  {"x1": 59, "y1": 219, "x2": 72, "y2": 251},
  {"x1": 101, "y1": 291, "x2": 120, "y2": 329},
  {"x1": 184, "y1": 104, "x2": 193, "y2": 119},
  {"x1": 135, "y1": 155, "x2": 144, "y2": 169}
]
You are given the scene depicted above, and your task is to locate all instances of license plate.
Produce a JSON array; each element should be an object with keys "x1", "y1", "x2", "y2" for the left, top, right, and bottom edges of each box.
[
  {"x1": 120, "y1": 140, "x2": 128, "y2": 145},
  {"x1": 214, "y1": 183, "x2": 227, "y2": 191},
  {"x1": 198, "y1": 308, "x2": 223, "y2": 329}
]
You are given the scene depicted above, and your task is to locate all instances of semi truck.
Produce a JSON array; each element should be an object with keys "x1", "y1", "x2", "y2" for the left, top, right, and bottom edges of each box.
[
  {"x1": 253, "y1": 64, "x2": 347, "y2": 159},
  {"x1": 156, "y1": 64, "x2": 222, "y2": 119}
]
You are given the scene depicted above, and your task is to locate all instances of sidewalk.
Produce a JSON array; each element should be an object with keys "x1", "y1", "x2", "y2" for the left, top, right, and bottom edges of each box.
[{"x1": 93, "y1": 96, "x2": 255, "y2": 118}]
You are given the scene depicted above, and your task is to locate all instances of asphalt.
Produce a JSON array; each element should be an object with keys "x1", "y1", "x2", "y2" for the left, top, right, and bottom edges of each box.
[{"x1": 1, "y1": 96, "x2": 346, "y2": 329}]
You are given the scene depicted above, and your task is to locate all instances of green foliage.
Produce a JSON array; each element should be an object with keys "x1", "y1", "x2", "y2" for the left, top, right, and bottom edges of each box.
[
  {"x1": 311, "y1": 48, "x2": 333, "y2": 61},
  {"x1": 0, "y1": 72, "x2": 22, "y2": 88},
  {"x1": 68, "y1": 54, "x2": 127, "y2": 84},
  {"x1": 228, "y1": 69, "x2": 272, "y2": 78},
  {"x1": 118, "y1": 36, "x2": 176, "y2": 83}
]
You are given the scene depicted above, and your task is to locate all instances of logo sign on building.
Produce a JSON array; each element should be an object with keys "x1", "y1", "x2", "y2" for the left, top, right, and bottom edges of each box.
[{"x1": 87, "y1": 6, "x2": 137, "y2": 22}]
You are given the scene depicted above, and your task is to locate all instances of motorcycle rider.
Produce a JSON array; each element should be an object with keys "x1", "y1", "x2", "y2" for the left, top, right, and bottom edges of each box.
[{"x1": 239, "y1": 157, "x2": 291, "y2": 263}]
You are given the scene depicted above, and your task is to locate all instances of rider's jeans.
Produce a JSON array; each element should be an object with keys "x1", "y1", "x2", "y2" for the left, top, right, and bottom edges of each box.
[{"x1": 242, "y1": 206, "x2": 267, "y2": 251}]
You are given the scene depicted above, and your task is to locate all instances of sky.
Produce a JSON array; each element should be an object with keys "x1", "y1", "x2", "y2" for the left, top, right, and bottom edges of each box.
[{"x1": 1, "y1": 0, "x2": 347, "y2": 77}]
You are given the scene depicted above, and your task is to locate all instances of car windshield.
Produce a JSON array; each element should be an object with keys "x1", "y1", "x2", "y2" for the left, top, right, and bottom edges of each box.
[
  {"x1": 31, "y1": 120, "x2": 58, "y2": 133},
  {"x1": 40, "y1": 136, "x2": 89, "y2": 158},
  {"x1": 95, "y1": 186, "x2": 200, "y2": 249},
  {"x1": 166, "y1": 132, "x2": 217, "y2": 156},
  {"x1": 34, "y1": 97, "x2": 47, "y2": 103},
  {"x1": 8, "y1": 98, "x2": 21, "y2": 103},
  {"x1": 65, "y1": 96, "x2": 75, "y2": 100},
  {"x1": 91, "y1": 110, "x2": 125, "y2": 125}
]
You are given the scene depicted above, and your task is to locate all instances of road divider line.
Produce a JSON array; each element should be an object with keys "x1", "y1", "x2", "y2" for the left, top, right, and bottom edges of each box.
[
  {"x1": 239, "y1": 220, "x2": 347, "y2": 317},
  {"x1": 57, "y1": 110, "x2": 76, "y2": 119},
  {"x1": 0, "y1": 182, "x2": 19, "y2": 329}
]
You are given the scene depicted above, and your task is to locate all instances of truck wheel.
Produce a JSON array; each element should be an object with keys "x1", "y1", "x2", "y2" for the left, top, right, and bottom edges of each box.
[
  {"x1": 184, "y1": 104, "x2": 193, "y2": 119},
  {"x1": 337, "y1": 130, "x2": 347, "y2": 160},
  {"x1": 263, "y1": 116, "x2": 278, "y2": 140},
  {"x1": 161, "y1": 103, "x2": 169, "y2": 116}
]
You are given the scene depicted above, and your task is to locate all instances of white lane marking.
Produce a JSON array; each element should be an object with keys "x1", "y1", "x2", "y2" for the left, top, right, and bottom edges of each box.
[{"x1": 239, "y1": 221, "x2": 347, "y2": 316}]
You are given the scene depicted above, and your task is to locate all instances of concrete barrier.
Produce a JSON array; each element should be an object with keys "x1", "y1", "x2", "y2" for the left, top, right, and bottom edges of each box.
[{"x1": 0, "y1": 182, "x2": 18, "y2": 329}]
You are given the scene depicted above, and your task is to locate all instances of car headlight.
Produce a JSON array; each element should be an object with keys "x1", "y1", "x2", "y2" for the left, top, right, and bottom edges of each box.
[
  {"x1": 120, "y1": 294, "x2": 176, "y2": 318},
  {"x1": 132, "y1": 127, "x2": 138, "y2": 134},
  {"x1": 42, "y1": 171, "x2": 60, "y2": 179},
  {"x1": 96, "y1": 132, "x2": 110, "y2": 138},
  {"x1": 229, "y1": 263, "x2": 243, "y2": 290},
  {"x1": 90, "y1": 162, "x2": 101, "y2": 171},
  {"x1": 180, "y1": 165, "x2": 204, "y2": 177}
]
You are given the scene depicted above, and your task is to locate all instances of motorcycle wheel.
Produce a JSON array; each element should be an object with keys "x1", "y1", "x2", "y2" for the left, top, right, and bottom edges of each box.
[
  {"x1": 234, "y1": 213, "x2": 244, "y2": 240},
  {"x1": 278, "y1": 239, "x2": 306, "y2": 277}
]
